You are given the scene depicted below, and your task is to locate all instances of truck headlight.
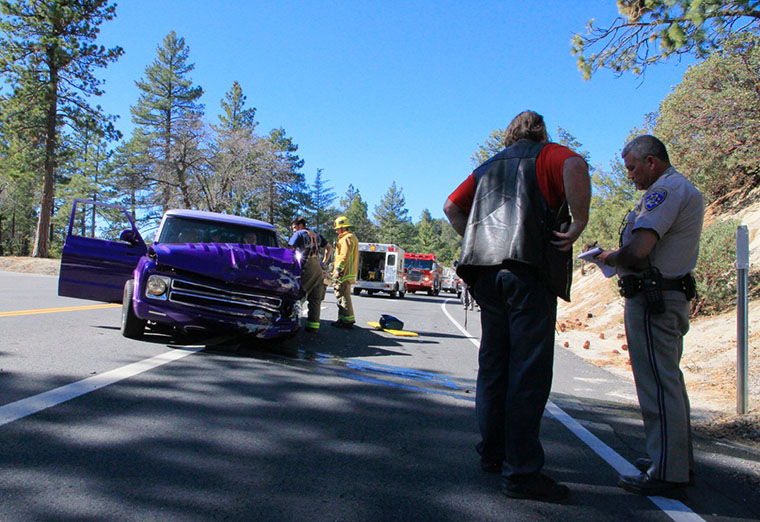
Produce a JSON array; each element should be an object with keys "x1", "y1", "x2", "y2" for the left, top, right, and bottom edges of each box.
[{"x1": 146, "y1": 275, "x2": 171, "y2": 299}]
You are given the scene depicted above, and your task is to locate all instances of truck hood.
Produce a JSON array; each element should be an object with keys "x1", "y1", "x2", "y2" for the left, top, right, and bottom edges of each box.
[{"x1": 149, "y1": 243, "x2": 301, "y2": 297}]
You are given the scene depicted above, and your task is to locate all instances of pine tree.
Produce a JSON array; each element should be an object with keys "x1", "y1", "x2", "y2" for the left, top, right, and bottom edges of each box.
[
  {"x1": 309, "y1": 169, "x2": 337, "y2": 237},
  {"x1": 373, "y1": 182, "x2": 415, "y2": 248},
  {"x1": 0, "y1": 0, "x2": 123, "y2": 257},
  {"x1": 130, "y1": 31, "x2": 205, "y2": 210},
  {"x1": 218, "y1": 80, "x2": 256, "y2": 131},
  {"x1": 205, "y1": 81, "x2": 262, "y2": 214},
  {"x1": 414, "y1": 209, "x2": 444, "y2": 253},
  {"x1": 257, "y1": 127, "x2": 305, "y2": 227},
  {"x1": 344, "y1": 193, "x2": 377, "y2": 244}
]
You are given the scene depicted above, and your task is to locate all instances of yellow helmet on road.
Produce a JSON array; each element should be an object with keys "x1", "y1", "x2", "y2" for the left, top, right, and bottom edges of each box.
[{"x1": 334, "y1": 216, "x2": 351, "y2": 229}]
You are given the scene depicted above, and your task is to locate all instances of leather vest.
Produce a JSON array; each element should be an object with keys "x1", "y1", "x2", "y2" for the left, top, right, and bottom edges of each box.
[{"x1": 456, "y1": 139, "x2": 573, "y2": 301}]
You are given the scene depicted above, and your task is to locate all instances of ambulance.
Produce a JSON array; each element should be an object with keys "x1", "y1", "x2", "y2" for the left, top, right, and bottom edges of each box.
[{"x1": 353, "y1": 243, "x2": 407, "y2": 298}]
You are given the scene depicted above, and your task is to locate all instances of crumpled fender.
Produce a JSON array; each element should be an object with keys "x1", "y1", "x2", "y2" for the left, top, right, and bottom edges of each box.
[{"x1": 148, "y1": 242, "x2": 301, "y2": 297}]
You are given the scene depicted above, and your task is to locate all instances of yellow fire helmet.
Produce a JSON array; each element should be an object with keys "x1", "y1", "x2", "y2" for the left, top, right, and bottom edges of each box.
[{"x1": 334, "y1": 216, "x2": 351, "y2": 229}]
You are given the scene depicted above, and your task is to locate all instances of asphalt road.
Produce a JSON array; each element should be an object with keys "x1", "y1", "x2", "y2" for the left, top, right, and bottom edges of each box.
[{"x1": 1, "y1": 271, "x2": 759, "y2": 521}]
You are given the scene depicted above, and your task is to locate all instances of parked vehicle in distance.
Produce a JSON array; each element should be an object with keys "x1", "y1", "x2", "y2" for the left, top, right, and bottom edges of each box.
[
  {"x1": 440, "y1": 267, "x2": 459, "y2": 294},
  {"x1": 353, "y1": 243, "x2": 406, "y2": 298},
  {"x1": 58, "y1": 199, "x2": 302, "y2": 340},
  {"x1": 403, "y1": 252, "x2": 442, "y2": 296}
]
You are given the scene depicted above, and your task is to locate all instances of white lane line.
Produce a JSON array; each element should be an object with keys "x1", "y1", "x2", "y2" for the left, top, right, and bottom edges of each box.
[
  {"x1": 0, "y1": 348, "x2": 203, "y2": 427},
  {"x1": 440, "y1": 299, "x2": 704, "y2": 522}
]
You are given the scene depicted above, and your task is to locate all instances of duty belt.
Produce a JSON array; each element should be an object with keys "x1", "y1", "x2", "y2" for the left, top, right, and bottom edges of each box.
[{"x1": 618, "y1": 271, "x2": 696, "y2": 300}]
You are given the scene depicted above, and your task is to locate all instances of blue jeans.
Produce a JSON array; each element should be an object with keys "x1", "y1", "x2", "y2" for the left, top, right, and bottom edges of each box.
[{"x1": 472, "y1": 266, "x2": 557, "y2": 479}]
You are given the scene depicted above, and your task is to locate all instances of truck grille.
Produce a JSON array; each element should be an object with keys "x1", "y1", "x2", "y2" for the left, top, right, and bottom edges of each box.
[
  {"x1": 169, "y1": 278, "x2": 282, "y2": 316},
  {"x1": 407, "y1": 270, "x2": 422, "y2": 282}
]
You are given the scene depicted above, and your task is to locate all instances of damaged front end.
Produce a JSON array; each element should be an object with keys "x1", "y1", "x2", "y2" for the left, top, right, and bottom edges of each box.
[{"x1": 133, "y1": 242, "x2": 302, "y2": 339}]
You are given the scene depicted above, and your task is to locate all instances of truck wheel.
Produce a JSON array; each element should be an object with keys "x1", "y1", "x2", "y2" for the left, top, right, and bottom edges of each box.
[
  {"x1": 121, "y1": 279, "x2": 146, "y2": 339},
  {"x1": 353, "y1": 287, "x2": 361, "y2": 296}
]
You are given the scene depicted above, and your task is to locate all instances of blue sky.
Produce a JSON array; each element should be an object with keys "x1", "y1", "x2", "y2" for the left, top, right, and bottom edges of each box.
[{"x1": 94, "y1": 1, "x2": 693, "y2": 221}]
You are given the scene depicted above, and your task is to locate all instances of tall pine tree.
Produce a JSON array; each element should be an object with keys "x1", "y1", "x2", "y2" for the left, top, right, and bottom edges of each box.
[
  {"x1": 0, "y1": 0, "x2": 123, "y2": 256},
  {"x1": 130, "y1": 31, "x2": 204, "y2": 211},
  {"x1": 373, "y1": 181, "x2": 414, "y2": 248}
]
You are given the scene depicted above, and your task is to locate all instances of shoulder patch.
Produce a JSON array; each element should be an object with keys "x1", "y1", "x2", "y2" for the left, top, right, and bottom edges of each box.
[{"x1": 645, "y1": 189, "x2": 667, "y2": 210}]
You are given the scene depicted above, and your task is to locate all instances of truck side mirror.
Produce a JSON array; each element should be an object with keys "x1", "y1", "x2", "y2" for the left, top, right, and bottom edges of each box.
[{"x1": 119, "y1": 229, "x2": 141, "y2": 246}]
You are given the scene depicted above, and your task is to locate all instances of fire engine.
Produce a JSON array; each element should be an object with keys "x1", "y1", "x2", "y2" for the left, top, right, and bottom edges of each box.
[
  {"x1": 404, "y1": 252, "x2": 442, "y2": 296},
  {"x1": 353, "y1": 243, "x2": 407, "y2": 298}
]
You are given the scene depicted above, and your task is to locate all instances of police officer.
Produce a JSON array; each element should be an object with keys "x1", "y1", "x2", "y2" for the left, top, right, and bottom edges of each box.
[
  {"x1": 288, "y1": 217, "x2": 333, "y2": 333},
  {"x1": 597, "y1": 135, "x2": 703, "y2": 496}
]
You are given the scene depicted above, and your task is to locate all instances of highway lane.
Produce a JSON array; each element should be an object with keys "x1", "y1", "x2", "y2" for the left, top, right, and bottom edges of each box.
[{"x1": 1, "y1": 271, "x2": 758, "y2": 520}]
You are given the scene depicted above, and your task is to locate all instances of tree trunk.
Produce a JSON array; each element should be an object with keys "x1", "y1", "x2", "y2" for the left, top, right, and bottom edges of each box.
[{"x1": 32, "y1": 68, "x2": 59, "y2": 258}]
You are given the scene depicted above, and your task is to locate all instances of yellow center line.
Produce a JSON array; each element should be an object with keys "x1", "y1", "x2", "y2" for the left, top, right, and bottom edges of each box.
[{"x1": 0, "y1": 303, "x2": 121, "y2": 317}]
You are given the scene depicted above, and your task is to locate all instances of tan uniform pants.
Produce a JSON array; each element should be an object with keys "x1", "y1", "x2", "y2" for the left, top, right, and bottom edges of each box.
[{"x1": 625, "y1": 290, "x2": 694, "y2": 483}]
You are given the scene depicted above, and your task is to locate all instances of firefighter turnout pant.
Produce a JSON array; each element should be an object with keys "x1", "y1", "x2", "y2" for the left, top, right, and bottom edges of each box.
[
  {"x1": 301, "y1": 256, "x2": 326, "y2": 330},
  {"x1": 333, "y1": 279, "x2": 356, "y2": 325}
]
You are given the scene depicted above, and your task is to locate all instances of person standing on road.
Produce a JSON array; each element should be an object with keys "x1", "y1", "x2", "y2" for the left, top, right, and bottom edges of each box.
[
  {"x1": 444, "y1": 110, "x2": 590, "y2": 502},
  {"x1": 331, "y1": 215, "x2": 359, "y2": 329},
  {"x1": 289, "y1": 217, "x2": 333, "y2": 333},
  {"x1": 596, "y1": 135, "x2": 703, "y2": 497}
]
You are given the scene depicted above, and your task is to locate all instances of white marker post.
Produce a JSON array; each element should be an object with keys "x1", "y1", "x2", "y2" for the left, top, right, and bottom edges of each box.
[{"x1": 736, "y1": 225, "x2": 749, "y2": 414}]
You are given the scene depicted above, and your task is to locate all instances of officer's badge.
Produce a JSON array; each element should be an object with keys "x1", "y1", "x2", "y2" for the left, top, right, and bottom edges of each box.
[{"x1": 645, "y1": 189, "x2": 667, "y2": 210}]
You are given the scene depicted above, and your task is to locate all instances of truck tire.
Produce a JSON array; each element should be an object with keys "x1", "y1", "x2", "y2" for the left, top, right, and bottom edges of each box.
[
  {"x1": 121, "y1": 279, "x2": 146, "y2": 339},
  {"x1": 353, "y1": 287, "x2": 361, "y2": 296}
]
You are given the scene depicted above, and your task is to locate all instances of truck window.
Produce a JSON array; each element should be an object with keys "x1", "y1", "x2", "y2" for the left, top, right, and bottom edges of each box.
[
  {"x1": 157, "y1": 216, "x2": 278, "y2": 246},
  {"x1": 387, "y1": 254, "x2": 395, "y2": 265}
]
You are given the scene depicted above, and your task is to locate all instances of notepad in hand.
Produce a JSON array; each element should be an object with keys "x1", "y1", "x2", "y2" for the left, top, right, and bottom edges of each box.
[{"x1": 577, "y1": 247, "x2": 616, "y2": 278}]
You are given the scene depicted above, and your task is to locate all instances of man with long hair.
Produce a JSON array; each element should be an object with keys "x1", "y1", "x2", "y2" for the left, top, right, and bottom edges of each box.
[{"x1": 444, "y1": 110, "x2": 590, "y2": 501}]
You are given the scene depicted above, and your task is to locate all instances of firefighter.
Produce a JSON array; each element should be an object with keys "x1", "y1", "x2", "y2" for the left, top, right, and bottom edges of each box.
[
  {"x1": 288, "y1": 217, "x2": 333, "y2": 333},
  {"x1": 331, "y1": 216, "x2": 359, "y2": 328}
]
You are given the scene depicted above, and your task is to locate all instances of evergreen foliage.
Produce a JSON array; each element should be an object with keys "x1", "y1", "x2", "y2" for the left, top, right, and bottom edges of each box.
[
  {"x1": 373, "y1": 182, "x2": 416, "y2": 249},
  {"x1": 655, "y1": 33, "x2": 760, "y2": 202},
  {"x1": 0, "y1": 0, "x2": 123, "y2": 256},
  {"x1": 343, "y1": 192, "x2": 377, "y2": 244},
  {"x1": 129, "y1": 31, "x2": 205, "y2": 211},
  {"x1": 308, "y1": 169, "x2": 337, "y2": 238},
  {"x1": 572, "y1": 0, "x2": 760, "y2": 78},
  {"x1": 692, "y1": 218, "x2": 741, "y2": 315}
]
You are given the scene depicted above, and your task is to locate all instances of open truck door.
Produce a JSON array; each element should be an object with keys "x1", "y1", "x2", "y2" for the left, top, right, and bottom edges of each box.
[{"x1": 58, "y1": 199, "x2": 147, "y2": 303}]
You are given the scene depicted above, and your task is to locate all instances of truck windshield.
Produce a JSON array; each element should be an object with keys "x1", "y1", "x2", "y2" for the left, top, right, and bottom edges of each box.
[
  {"x1": 157, "y1": 216, "x2": 278, "y2": 247},
  {"x1": 405, "y1": 258, "x2": 433, "y2": 270}
]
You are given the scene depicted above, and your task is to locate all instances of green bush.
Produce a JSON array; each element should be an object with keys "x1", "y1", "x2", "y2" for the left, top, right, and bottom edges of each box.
[{"x1": 693, "y1": 219, "x2": 740, "y2": 316}]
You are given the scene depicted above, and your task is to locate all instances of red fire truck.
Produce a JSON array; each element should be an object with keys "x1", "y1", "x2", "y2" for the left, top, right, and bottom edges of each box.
[{"x1": 403, "y1": 253, "x2": 442, "y2": 296}]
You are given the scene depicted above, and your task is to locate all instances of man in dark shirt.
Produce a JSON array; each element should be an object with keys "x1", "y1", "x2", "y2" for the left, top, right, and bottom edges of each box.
[{"x1": 288, "y1": 217, "x2": 333, "y2": 333}]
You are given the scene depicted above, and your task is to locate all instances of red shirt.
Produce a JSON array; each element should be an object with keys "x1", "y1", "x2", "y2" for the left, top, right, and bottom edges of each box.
[{"x1": 448, "y1": 143, "x2": 583, "y2": 211}]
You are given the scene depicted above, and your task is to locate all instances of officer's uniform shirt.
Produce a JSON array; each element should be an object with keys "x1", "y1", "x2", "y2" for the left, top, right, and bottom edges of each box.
[{"x1": 618, "y1": 167, "x2": 704, "y2": 278}]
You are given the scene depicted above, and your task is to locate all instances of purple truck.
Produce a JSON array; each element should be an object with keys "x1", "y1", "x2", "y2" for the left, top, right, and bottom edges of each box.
[{"x1": 58, "y1": 199, "x2": 302, "y2": 340}]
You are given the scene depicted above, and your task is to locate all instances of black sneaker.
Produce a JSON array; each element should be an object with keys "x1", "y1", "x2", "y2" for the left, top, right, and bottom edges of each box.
[
  {"x1": 634, "y1": 458, "x2": 695, "y2": 486},
  {"x1": 502, "y1": 473, "x2": 569, "y2": 501}
]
